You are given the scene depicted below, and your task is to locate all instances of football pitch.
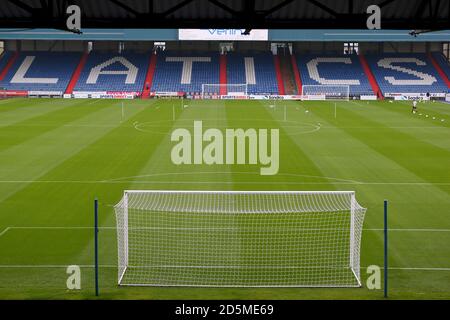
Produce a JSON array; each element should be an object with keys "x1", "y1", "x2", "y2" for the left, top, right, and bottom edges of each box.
[{"x1": 0, "y1": 97, "x2": 449, "y2": 299}]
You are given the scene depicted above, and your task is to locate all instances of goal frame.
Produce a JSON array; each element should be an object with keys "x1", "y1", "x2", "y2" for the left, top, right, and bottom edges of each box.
[
  {"x1": 301, "y1": 84, "x2": 350, "y2": 101},
  {"x1": 201, "y1": 83, "x2": 248, "y2": 99},
  {"x1": 115, "y1": 190, "x2": 366, "y2": 288}
]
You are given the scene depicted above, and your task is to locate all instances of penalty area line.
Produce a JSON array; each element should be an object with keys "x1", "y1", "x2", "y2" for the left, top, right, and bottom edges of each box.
[
  {"x1": 0, "y1": 227, "x2": 10, "y2": 237},
  {"x1": 0, "y1": 264, "x2": 116, "y2": 268},
  {"x1": 0, "y1": 264, "x2": 448, "y2": 271},
  {"x1": 1, "y1": 180, "x2": 450, "y2": 186},
  {"x1": 4, "y1": 226, "x2": 116, "y2": 230},
  {"x1": 365, "y1": 228, "x2": 450, "y2": 232}
]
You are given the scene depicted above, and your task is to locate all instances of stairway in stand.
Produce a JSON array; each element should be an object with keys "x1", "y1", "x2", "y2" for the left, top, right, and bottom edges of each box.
[
  {"x1": 278, "y1": 54, "x2": 298, "y2": 95},
  {"x1": 142, "y1": 53, "x2": 157, "y2": 99}
]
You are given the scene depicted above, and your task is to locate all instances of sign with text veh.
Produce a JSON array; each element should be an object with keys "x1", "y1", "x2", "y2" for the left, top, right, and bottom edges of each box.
[{"x1": 179, "y1": 29, "x2": 268, "y2": 41}]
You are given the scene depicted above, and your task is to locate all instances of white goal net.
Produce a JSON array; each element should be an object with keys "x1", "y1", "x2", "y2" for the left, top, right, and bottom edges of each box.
[
  {"x1": 302, "y1": 85, "x2": 350, "y2": 101},
  {"x1": 115, "y1": 190, "x2": 366, "y2": 287},
  {"x1": 202, "y1": 83, "x2": 247, "y2": 98}
]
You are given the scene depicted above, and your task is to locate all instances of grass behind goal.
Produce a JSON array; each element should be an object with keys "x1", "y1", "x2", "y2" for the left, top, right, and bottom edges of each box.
[{"x1": 0, "y1": 98, "x2": 449, "y2": 299}]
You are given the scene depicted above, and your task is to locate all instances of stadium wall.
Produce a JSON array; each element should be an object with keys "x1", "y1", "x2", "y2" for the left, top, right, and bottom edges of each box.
[
  {"x1": 5, "y1": 40, "x2": 86, "y2": 52},
  {"x1": 4, "y1": 40, "x2": 442, "y2": 56},
  {"x1": 2, "y1": 28, "x2": 450, "y2": 42},
  {"x1": 1, "y1": 38, "x2": 448, "y2": 100}
]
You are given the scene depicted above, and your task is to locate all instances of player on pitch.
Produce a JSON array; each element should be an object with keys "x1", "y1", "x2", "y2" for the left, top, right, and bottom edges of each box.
[{"x1": 412, "y1": 100, "x2": 418, "y2": 114}]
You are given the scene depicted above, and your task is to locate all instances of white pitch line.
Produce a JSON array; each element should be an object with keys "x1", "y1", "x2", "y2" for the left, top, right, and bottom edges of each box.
[
  {"x1": 0, "y1": 264, "x2": 448, "y2": 271},
  {"x1": 0, "y1": 227, "x2": 10, "y2": 237},
  {"x1": 0, "y1": 264, "x2": 116, "y2": 268},
  {"x1": 3, "y1": 226, "x2": 450, "y2": 232},
  {"x1": 6, "y1": 226, "x2": 116, "y2": 230},
  {"x1": 1, "y1": 180, "x2": 450, "y2": 186},
  {"x1": 381, "y1": 267, "x2": 450, "y2": 271},
  {"x1": 105, "y1": 171, "x2": 361, "y2": 184},
  {"x1": 1, "y1": 170, "x2": 449, "y2": 186},
  {"x1": 365, "y1": 228, "x2": 450, "y2": 232}
]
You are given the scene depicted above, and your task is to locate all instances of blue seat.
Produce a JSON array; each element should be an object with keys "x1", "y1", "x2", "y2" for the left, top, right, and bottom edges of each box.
[
  {"x1": 74, "y1": 52, "x2": 149, "y2": 92},
  {"x1": 0, "y1": 51, "x2": 13, "y2": 73},
  {"x1": 0, "y1": 51, "x2": 81, "y2": 92},
  {"x1": 227, "y1": 53, "x2": 279, "y2": 95},
  {"x1": 366, "y1": 53, "x2": 448, "y2": 95},
  {"x1": 431, "y1": 52, "x2": 450, "y2": 81},
  {"x1": 151, "y1": 51, "x2": 219, "y2": 94},
  {"x1": 296, "y1": 54, "x2": 373, "y2": 96}
]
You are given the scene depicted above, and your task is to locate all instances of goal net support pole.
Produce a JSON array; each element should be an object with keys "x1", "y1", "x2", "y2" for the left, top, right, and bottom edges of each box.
[
  {"x1": 117, "y1": 192, "x2": 129, "y2": 284},
  {"x1": 115, "y1": 190, "x2": 366, "y2": 288}
]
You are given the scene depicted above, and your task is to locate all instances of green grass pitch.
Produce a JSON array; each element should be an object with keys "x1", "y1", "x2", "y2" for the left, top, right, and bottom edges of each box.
[{"x1": 0, "y1": 97, "x2": 449, "y2": 299}]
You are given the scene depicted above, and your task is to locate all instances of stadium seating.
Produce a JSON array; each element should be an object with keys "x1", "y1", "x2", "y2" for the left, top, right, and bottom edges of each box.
[
  {"x1": 151, "y1": 52, "x2": 279, "y2": 95},
  {"x1": 1, "y1": 50, "x2": 449, "y2": 97},
  {"x1": 365, "y1": 54, "x2": 448, "y2": 94},
  {"x1": 431, "y1": 52, "x2": 450, "y2": 81},
  {"x1": 295, "y1": 54, "x2": 373, "y2": 96},
  {"x1": 151, "y1": 51, "x2": 220, "y2": 94},
  {"x1": 226, "y1": 53, "x2": 279, "y2": 94},
  {"x1": 0, "y1": 51, "x2": 13, "y2": 75},
  {"x1": 73, "y1": 52, "x2": 150, "y2": 92},
  {"x1": 0, "y1": 51, "x2": 81, "y2": 92}
]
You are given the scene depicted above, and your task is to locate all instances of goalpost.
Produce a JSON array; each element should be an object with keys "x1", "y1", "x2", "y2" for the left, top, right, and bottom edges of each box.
[
  {"x1": 115, "y1": 190, "x2": 366, "y2": 287},
  {"x1": 201, "y1": 83, "x2": 248, "y2": 99},
  {"x1": 302, "y1": 85, "x2": 350, "y2": 101}
]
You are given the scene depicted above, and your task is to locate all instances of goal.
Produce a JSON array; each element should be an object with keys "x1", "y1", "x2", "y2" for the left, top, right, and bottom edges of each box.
[
  {"x1": 201, "y1": 83, "x2": 247, "y2": 98},
  {"x1": 114, "y1": 190, "x2": 366, "y2": 287},
  {"x1": 302, "y1": 85, "x2": 350, "y2": 101}
]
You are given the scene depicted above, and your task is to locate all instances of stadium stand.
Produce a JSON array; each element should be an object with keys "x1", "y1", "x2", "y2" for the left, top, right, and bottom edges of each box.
[
  {"x1": 359, "y1": 54, "x2": 383, "y2": 99},
  {"x1": 0, "y1": 51, "x2": 80, "y2": 92},
  {"x1": 141, "y1": 53, "x2": 157, "y2": 98},
  {"x1": 278, "y1": 54, "x2": 297, "y2": 95},
  {"x1": 430, "y1": 52, "x2": 450, "y2": 88},
  {"x1": 295, "y1": 54, "x2": 373, "y2": 96},
  {"x1": 290, "y1": 55, "x2": 303, "y2": 95},
  {"x1": 151, "y1": 51, "x2": 219, "y2": 95},
  {"x1": 0, "y1": 51, "x2": 14, "y2": 79},
  {"x1": 226, "y1": 52, "x2": 279, "y2": 95},
  {"x1": 65, "y1": 52, "x2": 89, "y2": 94},
  {"x1": 73, "y1": 52, "x2": 150, "y2": 93},
  {"x1": 0, "y1": 50, "x2": 449, "y2": 97},
  {"x1": 273, "y1": 55, "x2": 286, "y2": 95},
  {"x1": 219, "y1": 54, "x2": 227, "y2": 95},
  {"x1": 365, "y1": 54, "x2": 449, "y2": 95}
]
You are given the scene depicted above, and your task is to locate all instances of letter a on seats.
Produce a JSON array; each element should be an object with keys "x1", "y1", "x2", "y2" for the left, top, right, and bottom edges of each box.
[{"x1": 87, "y1": 57, "x2": 138, "y2": 84}]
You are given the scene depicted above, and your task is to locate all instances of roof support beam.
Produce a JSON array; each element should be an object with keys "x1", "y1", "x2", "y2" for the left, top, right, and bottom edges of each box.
[
  {"x1": 6, "y1": 0, "x2": 35, "y2": 14},
  {"x1": 414, "y1": 0, "x2": 429, "y2": 19},
  {"x1": 0, "y1": 0, "x2": 449, "y2": 31},
  {"x1": 348, "y1": 0, "x2": 354, "y2": 14},
  {"x1": 162, "y1": 0, "x2": 195, "y2": 17},
  {"x1": 108, "y1": 0, "x2": 140, "y2": 16},
  {"x1": 304, "y1": 0, "x2": 338, "y2": 17},
  {"x1": 207, "y1": 0, "x2": 238, "y2": 17},
  {"x1": 148, "y1": 0, "x2": 153, "y2": 15},
  {"x1": 433, "y1": 0, "x2": 441, "y2": 19},
  {"x1": 263, "y1": 0, "x2": 296, "y2": 17},
  {"x1": 377, "y1": 0, "x2": 397, "y2": 9}
]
